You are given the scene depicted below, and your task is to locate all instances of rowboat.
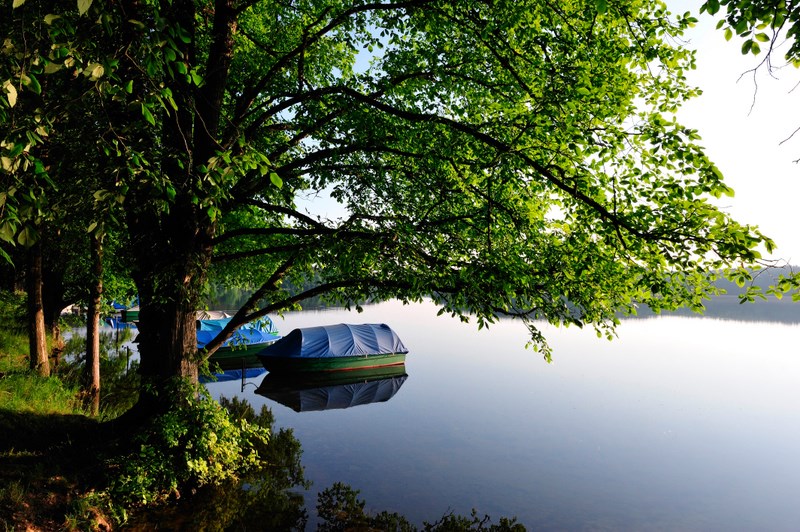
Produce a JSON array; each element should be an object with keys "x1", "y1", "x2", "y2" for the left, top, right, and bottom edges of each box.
[
  {"x1": 255, "y1": 365, "x2": 408, "y2": 412},
  {"x1": 127, "y1": 310, "x2": 282, "y2": 370},
  {"x1": 198, "y1": 316, "x2": 281, "y2": 370},
  {"x1": 256, "y1": 323, "x2": 408, "y2": 373}
]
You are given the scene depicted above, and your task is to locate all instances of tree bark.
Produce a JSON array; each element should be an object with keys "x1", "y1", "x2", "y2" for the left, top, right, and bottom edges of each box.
[
  {"x1": 27, "y1": 242, "x2": 50, "y2": 376},
  {"x1": 84, "y1": 234, "x2": 103, "y2": 415},
  {"x1": 128, "y1": 194, "x2": 212, "y2": 406},
  {"x1": 42, "y1": 255, "x2": 67, "y2": 367}
]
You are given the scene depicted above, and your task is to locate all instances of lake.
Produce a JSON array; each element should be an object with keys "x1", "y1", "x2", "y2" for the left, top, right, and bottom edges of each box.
[{"x1": 205, "y1": 299, "x2": 800, "y2": 531}]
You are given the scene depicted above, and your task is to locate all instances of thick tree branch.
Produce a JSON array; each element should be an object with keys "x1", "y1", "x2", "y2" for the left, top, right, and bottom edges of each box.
[{"x1": 199, "y1": 255, "x2": 296, "y2": 357}]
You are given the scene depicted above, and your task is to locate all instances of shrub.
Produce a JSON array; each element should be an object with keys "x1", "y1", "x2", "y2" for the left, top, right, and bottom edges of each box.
[{"x1": 109, "y1": 384, "x2": 269, "y2": 506}]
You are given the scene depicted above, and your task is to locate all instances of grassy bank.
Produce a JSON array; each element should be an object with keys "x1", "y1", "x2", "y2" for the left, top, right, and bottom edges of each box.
[
  {"x1": 0, "y1": 292, "x2": 117, "y2": 529},
  {"x1": 0, "y1": 318, "x2": 276, "y2": 530}
]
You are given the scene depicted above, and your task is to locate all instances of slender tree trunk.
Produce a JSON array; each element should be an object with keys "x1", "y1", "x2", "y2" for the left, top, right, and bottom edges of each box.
[
  {"x1": 84, "y1": 234, "x2": 103, "y2": 415},
  {"x1": 27, "y1": 242, "x2": 50, "y2": 376},
  {"x1": 43, "y1": 252, "x2": 67, "y2": 367}
]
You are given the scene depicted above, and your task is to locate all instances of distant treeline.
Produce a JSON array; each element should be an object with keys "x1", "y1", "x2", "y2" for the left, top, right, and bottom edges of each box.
[
  {"x1": 630, "y1": 265, "x2": 800, "y2": 324},
  {"x1": 711, "y1": 265, "x2": 798, "y2": 296},
  {"x1": 206, "y1": 267, "x2": 800, "y2": 324}
]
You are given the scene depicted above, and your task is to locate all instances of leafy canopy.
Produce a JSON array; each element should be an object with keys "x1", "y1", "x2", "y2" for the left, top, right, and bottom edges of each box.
[{"x1": 1, "y1": 0, "x2": 777, "y2": 361}]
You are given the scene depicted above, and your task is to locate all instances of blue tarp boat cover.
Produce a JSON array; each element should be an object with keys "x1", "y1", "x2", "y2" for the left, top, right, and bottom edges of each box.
[
  {"x1": 197, "y1": 316, "x2": 277, "y2": 333},
  {"x1": 196, "y1": 317, "x2": 280, "y2": 349},
  {"x1": 259, "y1": 323, "x2": 408, "y2": 359}
]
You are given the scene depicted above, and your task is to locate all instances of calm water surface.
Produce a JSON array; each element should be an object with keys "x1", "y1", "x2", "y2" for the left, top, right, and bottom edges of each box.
[{"x1": 206, "y1": 300, "x2": 800, "y2": 531}]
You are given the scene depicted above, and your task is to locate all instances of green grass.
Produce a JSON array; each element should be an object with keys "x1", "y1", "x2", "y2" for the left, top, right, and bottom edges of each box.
[
  {"x1": 0, "y1": 293, "x2": 28, "y2": 375},
  {"x1": 0, "y1": 297, "x2": 124, "y2": 529},
  {"x1": 0, "y1": 373, "x2": 85, "y2": 415}
]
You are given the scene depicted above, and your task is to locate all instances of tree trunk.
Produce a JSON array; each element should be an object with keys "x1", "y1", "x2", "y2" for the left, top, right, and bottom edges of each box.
[
  {"x1": 122, "y1": 0, "x2": 219, "y2": 414},
  {"x1": 128, "y1": 195, "x2": 214, "y2": 411},
  {"x1": 27, "y1": 242, "x2": 50, "y2": 376},
  {"x1": 84, "y1": 234, "x2": 103, "y2": 415},
  {"x1": 42, "y1": 242, "x2": 68, "y2": 366}
]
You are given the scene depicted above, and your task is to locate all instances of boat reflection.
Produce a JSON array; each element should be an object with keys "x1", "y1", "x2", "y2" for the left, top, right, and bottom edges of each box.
[
  {"x1": 255, "y1": 365, "x2": 408, "y2": 412},
  {"x1": 199, "y1": 366, "x2": 267, "y2": 384}
]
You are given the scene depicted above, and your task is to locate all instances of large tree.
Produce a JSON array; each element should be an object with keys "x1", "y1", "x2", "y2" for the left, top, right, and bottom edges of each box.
[{"x1": 3, "y1": 0, "x2": 776, "y2": 408}]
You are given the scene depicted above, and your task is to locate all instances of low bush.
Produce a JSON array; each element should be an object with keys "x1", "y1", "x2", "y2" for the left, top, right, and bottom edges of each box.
[{"x1": 108, "y1": 384, "x2": 270, "y2": 507}]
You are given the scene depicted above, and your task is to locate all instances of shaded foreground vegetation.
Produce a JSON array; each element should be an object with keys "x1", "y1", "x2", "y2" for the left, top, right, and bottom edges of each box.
[{"x1": 0, "y1": 296, "x2": 523, "y2": 530}]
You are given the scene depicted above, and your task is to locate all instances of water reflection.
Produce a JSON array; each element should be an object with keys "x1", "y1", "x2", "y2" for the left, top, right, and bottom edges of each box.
[
  {"x1": 204, "y1": 300, "x2": 800, "y2": 530},
  {"x1": 255, "y1": 365, "x2": 408, "y2": 412},
  {"x1": 199, "y1": 366, "x2": 266, "y2": 384}
]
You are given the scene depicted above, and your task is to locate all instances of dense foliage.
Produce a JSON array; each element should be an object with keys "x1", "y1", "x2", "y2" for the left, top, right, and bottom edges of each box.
[
  {"x1": 317, "y1": 482, "x2": 526, "y2": 532},
  {"x1": 1, "y1": 0, "x2": 785, "y2": 396},
  {"x1": 108, "y1": 385, "x2": 270, "y2": 506}
]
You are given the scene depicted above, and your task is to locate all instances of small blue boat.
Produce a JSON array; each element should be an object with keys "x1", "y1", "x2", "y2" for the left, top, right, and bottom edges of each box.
[{"x1": 198, "y1": 316, "x2": 281, "y2": 370}]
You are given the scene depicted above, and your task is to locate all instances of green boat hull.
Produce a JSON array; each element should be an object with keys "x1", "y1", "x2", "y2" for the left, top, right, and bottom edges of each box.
[
  {"x1": 259, "y1": 364, "x2": 407, "y2": 388},
  {"x1": 258, "y1": 352, "x2": 406, "y2": 373},
  {"x1": 207, "y1": 344, "x2": 269, "y2": 371},
  {"x1": 120, "y1": 309, "x2": 139, "y2": 323}
]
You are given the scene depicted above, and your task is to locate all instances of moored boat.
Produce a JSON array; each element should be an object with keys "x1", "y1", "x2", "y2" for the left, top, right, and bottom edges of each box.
[
  {"x1": 199, "y1": 316, "x2": 281, "y2": 369},
  {"x1": 256, "y1": 323, "x2": 408, "y2": 373}
]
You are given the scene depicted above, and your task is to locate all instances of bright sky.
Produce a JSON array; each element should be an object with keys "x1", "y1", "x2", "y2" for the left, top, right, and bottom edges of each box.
[{"x1": 672, "y1": 1, "x2": 800, "y2": 263}]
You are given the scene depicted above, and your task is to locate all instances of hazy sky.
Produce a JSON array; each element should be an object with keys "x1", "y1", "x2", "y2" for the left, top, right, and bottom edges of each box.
[{"x1": 673, "y1": 1, "x2": 800, "y2": 262}]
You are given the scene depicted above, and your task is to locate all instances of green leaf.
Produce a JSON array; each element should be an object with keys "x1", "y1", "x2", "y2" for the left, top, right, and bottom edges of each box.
[
  {"x1": 741, "y1": 40, "x2": 753, "y2": 55},
  {"x1": 724, "y1": 27, "x2": 733, "y2": 41},
  {"x1": 269, "y1": 172, "x2": 283, "y2": 188},
  {"x1": 12, "y1": 0, "x2": 26, "y2": 8},
  {"x1": 24, "y1": 74, "x2": 41, "y2": 95},
  {"x1": 44, "y1": 62, "x2": 62, "y2": 74},
  {"x1": 77, "y1": 0, "x2": 92, "y2": 16},
  {"x1": 8, "y1": 143, "x2": 24, "y2": 157},
  {"x1": 595, "y1": 0, "x2": 607, "y2": 14},
  {"x1": 141, "y1": 103, "x2": 155, "y2": 126},
  {"x1": 88, "y1": 63, "x2": 105, "y2": 80},
  {"x1": 0, "y1": 222, "x2": 15, "y2": 244},
  {"x1": 176, "y1": 26, "x2": 191, "y2": 44},
  {"x1": 17, "y1": 226, "x2": 37, "y2": 248},
  {"x1": 3, "y1": 81, "x2": 17, "y2": 108}
]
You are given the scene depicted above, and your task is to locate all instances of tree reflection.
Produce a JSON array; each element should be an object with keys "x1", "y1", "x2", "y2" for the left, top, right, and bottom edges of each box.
[{"x1": 125, "y1": 396, "x2": 524, "y2": 531}]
